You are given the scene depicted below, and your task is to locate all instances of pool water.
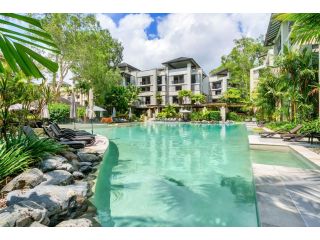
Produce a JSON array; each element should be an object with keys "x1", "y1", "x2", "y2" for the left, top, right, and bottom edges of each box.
[
  {"x1": 250, "y1": 149, "x2": 319, "y2": 170},
  {"x1": 90, "y1": 123, "x2": 317, "y2": 227},
  {"x1": 92, "y1": 123, "x2": 260, "y2": 226}
]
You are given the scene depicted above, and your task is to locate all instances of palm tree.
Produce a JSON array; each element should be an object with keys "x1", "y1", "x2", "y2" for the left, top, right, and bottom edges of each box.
[
  {"x1": 0, "y1": 13, "x2": 59, "y2": 78},
  {"x1": 276, "y1": 13, "x2": 320, "y2": 118}
]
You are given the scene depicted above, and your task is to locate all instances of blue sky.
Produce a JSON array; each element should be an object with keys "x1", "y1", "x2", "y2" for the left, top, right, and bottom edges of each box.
[
  {"x1": 108, "y1": 13, "x2": 169, "y2": 39},
  {"x1": 98, "y1": 13, "x2": 270, "y2": 73}
]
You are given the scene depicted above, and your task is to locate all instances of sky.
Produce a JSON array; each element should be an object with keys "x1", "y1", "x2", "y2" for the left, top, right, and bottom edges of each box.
[{"x1": 97, "y1": 13, "x2": 271, "y2": 74}]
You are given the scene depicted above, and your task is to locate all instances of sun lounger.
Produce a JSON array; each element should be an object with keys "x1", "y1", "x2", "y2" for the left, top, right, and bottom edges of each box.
[
  {"x1": 51, "y1": 122, "x2": 94, "y2": 136},
  {"x1": 259, "y1": 124, "x2": 302, "y2": 138},
  {"x1": 49, "y1": 124, "x2": 95, "y2": 144},
  {"x1": 282, "y1": 133, "x2": 311, "y2": 142},
  {"x1": 23, "y1": 126, "x2": 86, "y2": 149}
]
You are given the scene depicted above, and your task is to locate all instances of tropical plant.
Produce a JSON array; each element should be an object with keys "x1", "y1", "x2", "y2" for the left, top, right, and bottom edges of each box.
[
  {"x1": 157, "y1": 105, "x2": 178, "y2": 119},
  {"x1": 0, "y1": 132, "x2": 65, "y2": 180},
  {"x1": 0, "y1": 143, "x2": 32, "y2": 180},
  {"x1": 219, "y1": 37, "x2": 267, "y2": 100},
  {"x1": 276, "y1": 13, "x2": 320, "y2": 118},
  {"x1": 178, "y1": 90, "x2": 192, "y2": 104},
  {"x1": 226, "y1": 112, "x2": 242, "y2": 121},
  {"x1": 126, "y1": 84, "x2": 140, "y2": 106},
  {"x1": 156, "y1": 92, "x2": 163, "y2": 105},
  {"x1": 48, "y1": 103, "x2": 70, "y2": 123},
  {"x1": 191, "y1": 93, "x2": 206, "y2": 105},
  {"x1": 0, "y1": 13, "x2": 59, "y2": 78},
  {"x1": 222, "y1": 88, "x2": 242, "y2": 103}
]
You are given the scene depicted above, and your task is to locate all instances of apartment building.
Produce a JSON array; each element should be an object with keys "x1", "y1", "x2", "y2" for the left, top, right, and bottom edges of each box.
[
  {"x1": 118, "y1": 57, "x2": 209, "y2": 108},
  {"x1": 250, "y1": 14, "x2": 301, "y2": 96},
  {"x1": 208, "y1": 68, "x2": 229, "y2": 102}
]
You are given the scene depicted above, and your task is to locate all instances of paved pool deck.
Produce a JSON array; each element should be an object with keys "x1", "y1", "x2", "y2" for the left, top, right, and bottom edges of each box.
[{"x1": 247, "y1": 126, "x2": 320, "y2": 227}]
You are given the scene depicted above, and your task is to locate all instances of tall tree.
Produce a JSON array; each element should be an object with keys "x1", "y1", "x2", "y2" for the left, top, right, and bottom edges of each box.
[
  {"x1": 40, "y1": 13, "x2": 99, "y2": 95},
  {"x1": 217, "y1": 37, "x2": 266, "y2": 100},
  {"x1": 71, "y1": 28, "x2": 123, "y2": 105},
  {"x1": 276, "y1": 13, "x2": 320, "y2": 118}
]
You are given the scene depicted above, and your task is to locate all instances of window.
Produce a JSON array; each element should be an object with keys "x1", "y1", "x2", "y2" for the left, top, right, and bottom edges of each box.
[
  {"x1": 140, "y1": 86, "x2": 150, "y2": 92},
  {"x1": 125, "y1": 76, "x2": 131, "y2": 86},
  {"x1": 141, "y1": 76, "x2": 151, "y2": 85},
  {"x1": 212, "y1": 82, "x2": 222, "y2": 89},
  {"x1": 173, "y1": 75, "x2": 184, "y2": 84},
  {"x1": 145, "y1": 96, "x2": 151, "y2": 105},
  {"x1": 172, "y1": 96, "x2": 179, "y2": 104},
  {"x1": 157, "y1": 86, "x2": 162, "y2": 92},
  {"x1": 191, "y1": 74, "x2": 197, "y2": 83},
  {"x1": 215, "y1": 90, "x2": 222, "y2": 95},
  {"x1": 175, "y1": 86, "x2": 182, "y2": 91},
  {"x1": 157, "y1": 76, "x2": 162, "y2": 85}
]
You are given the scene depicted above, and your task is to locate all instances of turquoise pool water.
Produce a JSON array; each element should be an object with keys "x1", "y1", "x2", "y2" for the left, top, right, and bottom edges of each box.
[{"x1": 91, "y1": 123, "x2": 259, "y2": 227}]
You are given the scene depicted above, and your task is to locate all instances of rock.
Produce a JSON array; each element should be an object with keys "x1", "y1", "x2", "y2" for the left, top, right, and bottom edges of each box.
[
  {"x1": 60, "y1": 151, "x2": 78, "y2": 161},
  {"x1": 1, "y1": 168, "x2": 44, "y2": 194},
  {"x1": 0, "y1": 200, "x2": 49, "y2": 227},
  {"x1": 6, "y1": 182, "x2": 91, "y2": 226},
  {"x1": 79, "y1": 165, "x2": 92, "y2": 174},
  {"x1": 30, "y1": 221, "x2": 47, "y2": 227},
  {"x1": 77, "y1": 153, "x2": 100, "y2": 163},
  {"x1": 57, "y1": 163, "x2": 74, "y2": 173},
  {"x1": 72, "y1": 171, "x2": 84, "y2": 180},
  {"x1": 70, "y1": 159, "x2": 80, "y2": 171},
  {"x1": 79, "y1": 162, "x2": 92, "y2": 167},
  {"x1": 42, "y1": 170, "x2": 74, "y2": 186},
  {"x1": 41, "y1": 156, "x2": 67, "y2": 172},
  {"x1": 56, "y1": 218, "x2": 93, "y2": 227}
]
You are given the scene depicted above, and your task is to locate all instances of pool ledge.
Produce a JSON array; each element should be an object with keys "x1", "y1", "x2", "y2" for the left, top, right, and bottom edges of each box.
[
  {"x1": 248, "y1": 135, "x2": 320, "y2": 167},
  {"x1": 248, "y1": 134, "x2": 320, "y2": 227}
]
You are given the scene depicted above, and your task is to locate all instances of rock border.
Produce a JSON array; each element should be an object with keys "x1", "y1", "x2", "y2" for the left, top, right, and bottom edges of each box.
[{"x1": 0, "y1": 134, "x2": 109, "y2": 227}]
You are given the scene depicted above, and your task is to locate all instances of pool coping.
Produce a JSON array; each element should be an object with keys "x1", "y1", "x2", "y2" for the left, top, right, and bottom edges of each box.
[{"x1": 247, "y1": 126, "x2": 320, "y2": 227}]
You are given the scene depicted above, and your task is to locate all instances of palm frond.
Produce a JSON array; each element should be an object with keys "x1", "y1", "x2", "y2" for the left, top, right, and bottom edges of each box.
[{"x1": 0, "y1": 13, "x2": 59, "y2": 78}]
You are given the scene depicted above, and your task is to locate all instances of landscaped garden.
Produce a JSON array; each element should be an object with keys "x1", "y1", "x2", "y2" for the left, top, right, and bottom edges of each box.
[{"x1": 0, "y1": 13, "x2": 320, "y2": 227}]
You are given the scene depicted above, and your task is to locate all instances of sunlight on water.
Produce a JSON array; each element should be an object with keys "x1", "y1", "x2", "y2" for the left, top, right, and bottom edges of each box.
[{"x1": 92, "y1": 123, "x2": 258, "y2": 226}]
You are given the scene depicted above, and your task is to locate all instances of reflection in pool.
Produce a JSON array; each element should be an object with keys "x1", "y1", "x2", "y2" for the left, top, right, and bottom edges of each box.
[{"x1": 92, "y1": 123, "x2": 259, "y2": 226}]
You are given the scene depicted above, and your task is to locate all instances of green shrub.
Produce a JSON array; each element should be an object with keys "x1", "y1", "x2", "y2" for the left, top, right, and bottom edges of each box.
[
  {"x1": 265, "y1": 122, "x2": 296, "y2": 132},
  {"x1": 0, "y1": 133, "x2": 66, "y2": 180},
  {"x1": 0, "y1": 143, "x2": 32, "y2": 180},
  {"x1": 206, "y1": 111, "x2": 221, "y2": 121},
  {"x1": 156, "y1": 105, "x2": 178, "y2": 119},
  {"x1": 190, "y1": 111, "x2": 203, "y2": 121},
  {"x1": 300, "y1": 120, "x2": 320, "y2": 134},
  {"x1": 77, "y1": 106, "x2": 86, "y2": 119},
  {"x1": 49, "y1": 103, "x2": 70, "y2": 123},
  {"x1": 227, "y1": 112, "x2": 242, "y2": 121}
]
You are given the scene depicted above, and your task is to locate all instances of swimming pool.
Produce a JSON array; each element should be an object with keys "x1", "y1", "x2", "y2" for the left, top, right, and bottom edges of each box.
[
  {"x1": 90, "y1": 122, "x2": 315, "y2": 227},
  {"x1": 91, "y1": 123, "x2": 260, "y2": 226}
]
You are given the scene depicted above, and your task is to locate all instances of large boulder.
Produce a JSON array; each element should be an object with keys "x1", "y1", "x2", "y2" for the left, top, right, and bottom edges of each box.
[
  {"x1": 72, "y1": 171, "x2": 85, "y2": 180},
  {"x1": 56, "y1": 218, "x2": 93, "y2": 227},
  {"x1": 77, "y1": 153, "x2": 100, "y2": 163},
  {"x1": 41, "y1": 156, "x2": 67, "y2": 172},
  {"x1": 42, "y1": 170, "x2": 74, "y2": 186},
  {"x1": 79, "y1": 165, "x2": 93, "y2": 174},
  {"x1": 6, "y1": 182, "x2": 91, "y2": 226},
  {"x1": 60, "y1": 151, "x2": 78, "y2": 161},
  {"x1": 1, "y1": 168, "x2": 44, "y2": 194},
  {"x1": 41, "y1": 155, "x2": 75, "y2": 173},
  {"x1": 0, "y1": 200, "x2": 49, "y2": 227}
]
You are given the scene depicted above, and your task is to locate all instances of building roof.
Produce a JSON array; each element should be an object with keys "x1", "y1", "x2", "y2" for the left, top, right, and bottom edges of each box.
[
  {"x1": 264, "y1": 14, "x2": 281, "y2": 46},
  {"x1": 210, "y1": 66, "x2": 228, "y2": 76},
  {"x1": 118, "y1": 62, "x2": 140, "y2": 71},
  {"x1": 162, "y1": 57, "x2": 201, "y2": 69}
]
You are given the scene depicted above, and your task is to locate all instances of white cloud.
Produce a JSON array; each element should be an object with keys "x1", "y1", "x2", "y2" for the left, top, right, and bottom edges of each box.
[{"x1": 96, "y1": 13, "x2": 270, "y2": 73}]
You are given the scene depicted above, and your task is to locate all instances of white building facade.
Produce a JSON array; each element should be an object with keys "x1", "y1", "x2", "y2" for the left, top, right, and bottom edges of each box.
[{"x1": 119, "y1": 57, "x2": 209, "y2": 108}]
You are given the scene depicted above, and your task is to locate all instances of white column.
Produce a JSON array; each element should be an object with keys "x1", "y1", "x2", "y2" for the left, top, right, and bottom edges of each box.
[{"x1": 220, "y1": 106, "x2": 226, "y2": 123}]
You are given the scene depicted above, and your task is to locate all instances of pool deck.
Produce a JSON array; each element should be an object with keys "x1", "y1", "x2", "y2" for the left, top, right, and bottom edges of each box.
[{"x1": 247, "y1": 125, "x2": 320, "y2": 227}]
